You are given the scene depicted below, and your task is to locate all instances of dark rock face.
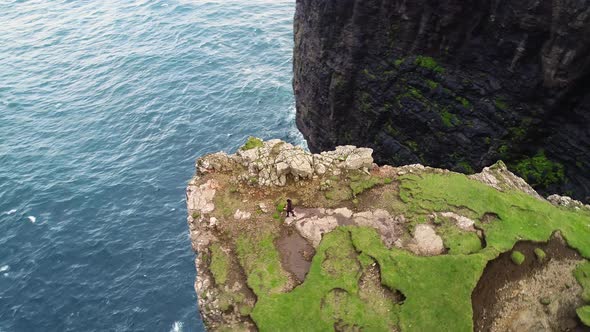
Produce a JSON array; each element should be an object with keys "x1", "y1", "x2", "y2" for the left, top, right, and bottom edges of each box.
[{"x1": 294, "y1": 0, "x2": 590, "y2": 200}]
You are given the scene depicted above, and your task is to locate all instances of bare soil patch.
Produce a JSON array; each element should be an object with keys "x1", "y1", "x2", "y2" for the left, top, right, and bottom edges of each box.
[
  {"x1": 472, "y1": 234, "x2": 588, "y2": 331},
  {"x1": 275, "y1": 226, "x2": 315, "y2": 283}
]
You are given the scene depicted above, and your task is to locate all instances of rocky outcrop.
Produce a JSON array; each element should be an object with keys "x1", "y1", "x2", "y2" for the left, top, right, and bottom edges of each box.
[
  {"x1": 186, "y1": 138, "x2": 590, "y2": 331},
  {"x1": 294, "y1": 0, "x2": 590, "y2": 201}
]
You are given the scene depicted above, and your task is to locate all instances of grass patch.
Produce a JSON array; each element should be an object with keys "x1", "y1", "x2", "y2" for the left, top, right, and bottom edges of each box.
[
  {"x1": 577, "y1": 306, "x2": 590, "y2": 326},
  {"x1": 210, "y1": 244, "x2": 230, "y2": 285},
  {"x1": 236, "y1": 232, "x2": 289, "y2": 296},
  {"x1": 534, "y1": 248, "x2": 546, "y2": 261},
  {"x1": 399, "y1": 170, "x2": 590, "y2": 257},
  {"x1": 350, "y1": 176, "x2": 382, "y2": 196},
  {"x1": 250, "y1": 228, "x2": 399, "y2": 331},
  {"x1": 575, "y1": 262, "x2": 590, "y2": 301},
  {"x1": 350, "y1": 227, "x2": 490, "y2": 332},
  {"x1": 240, "y1": 136, "x2": 263, "y2": 151},
  {"x1": 510, "y1": 251, "x2": 525, "y2": 265},
  {"x1": 442, "y1": 229, "x2": 482, "y2": 255}
]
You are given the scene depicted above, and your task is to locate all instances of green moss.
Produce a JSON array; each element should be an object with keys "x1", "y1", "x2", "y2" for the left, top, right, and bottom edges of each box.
[
  {"x1": 406, "y1": 141, "x2": 419, "y2": 152},
  {"x1": 574, "y1": 262, "x2": 590, "y2": 302},
  {"x1": 241, "y1": 137, "x2": 263, "y2": 151},
  {"x1": 398, "y1": 171, "x2": 590, "y2": 257},
  {"x1": 223, "y1": 164, "x2": 590, "y2": 332},
  {"x1": 494, "y1": 98, "x2": 508, "y2": 110},
  {"x1": 534, "y1": 248, "x2": 547, "y2": 261},
  {"x1": 509, "y1": 126, "x2": 527, "y2": 141},
  {"x1": 239, "y1": 304, "x2": 253, "y2": 317},
  {"x1": 358, "y1": 91, "x2": 372, "y2": 113},
  {"x1": 441, "y1": 229, "x2": 482, "y2": 255},
  {"x1": 236, "y1": 232, "x2": 289, "y2": 296},
  {"x1": 426, "y1": 79, "x2": 439, "y2": 90},
  {"x1": 251, "y1": 228, "x2": 399, "y2": 331},
  {"x1": 510, "y1": 251, "x2": 525, "y2": 265},
  {"x1": 210, "y1": 244, "x2": 230, "y2": 285},
  {"x1": 349, "y1": 175, "x2": 390, "y2": 197},
  {"x1": 350, "y1": 227, "x2": 489, "y2": 332},
  {"x1": 512, "y1": 150, "x2": 565, "y2": 187},
  {"x1": 440, "y1": 110, "x2": 459, "y2": 127},
  {"x1": 394, "y1": 58, "x2": 405, "y2": 67},
  {"x1": 577, "y1": 306, "x2": 590, "y2": 326},
  {"x1": 362, "y1": 68, "x2": 377, "y2": 80},
  {"x1": 456, "y1": 96, "x2": 471, "y2": 109},
  {"x1": 192, "y1": 212, "x2": 200, "y2": 220},
  {"x1": 414, "y1": 56, "x2": 445, "y2": 73},
  {"x1": 385, "y1": 122, "x2": 399, "y2": 137},
  {"x1": 456, "y1": 161, "x2": 474, "y2": 174}
]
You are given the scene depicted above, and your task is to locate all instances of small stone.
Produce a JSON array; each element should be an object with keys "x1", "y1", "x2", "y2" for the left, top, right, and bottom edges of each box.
[
  {"x1": 233, "y1": 209, "x2": 251, "y2": 220},
  {"x1": 258, "y1": 203, "x2": 268, "y2": 213}
]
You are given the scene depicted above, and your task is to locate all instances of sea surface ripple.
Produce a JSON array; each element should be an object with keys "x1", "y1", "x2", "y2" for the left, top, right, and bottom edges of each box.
[{"x1": 0, "y1": 0, "x2": 302, "y2": 331}]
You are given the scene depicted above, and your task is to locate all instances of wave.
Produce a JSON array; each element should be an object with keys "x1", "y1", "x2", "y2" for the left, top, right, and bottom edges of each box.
[{"x1": 170, "y1": 321, "x2": 183, "y2": 332}]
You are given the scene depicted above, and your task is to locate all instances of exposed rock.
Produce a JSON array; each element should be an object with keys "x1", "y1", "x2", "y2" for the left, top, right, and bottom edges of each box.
[
  {"x1": 439, "y1": 212, "x2": 476, "y2": 232},
  {"x1": 294, "y1": 0, "x2": 590, "y2": 200},
  {"x1": 409, "y1": 224, "x2": 445, "y2": 256},
  {"x1": 203, "y1": 137, "x2": 373, "y2": 187},
  {"x1": 547, "y1": 194, "x2": 590, "y2": 211},
  {"x1": 186, "y1": 179, "x2": 219, "y2": 214},
  {"x1": 258, "y1": 203, "x2": 268, "y2": 213},
  {"x1": 233, "y1": 209, "x2": 251, "y2": 220},
  {"x1": 470, "y1": 161, "x2": 543, "y2": 200}
]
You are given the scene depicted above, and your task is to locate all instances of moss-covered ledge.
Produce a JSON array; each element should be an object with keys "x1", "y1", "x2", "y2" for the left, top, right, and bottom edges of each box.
[{"x1": 186, "y1": 138, "x2": 590, "y2": 331}]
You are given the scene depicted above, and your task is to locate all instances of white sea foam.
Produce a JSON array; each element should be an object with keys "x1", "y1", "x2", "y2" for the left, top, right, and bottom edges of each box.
[
  {"x1": 3, "y1": 209, "x2": 17, "y2": 215},
  {"x1": 27, "y1": 216, "x2": 36, "y2": 223},
  {"x1": 170, "y1": 321, "x2": 183, "y2": 332},
  {"x1": 0, "y1": 265, "x2": 9, "y2": 272}
]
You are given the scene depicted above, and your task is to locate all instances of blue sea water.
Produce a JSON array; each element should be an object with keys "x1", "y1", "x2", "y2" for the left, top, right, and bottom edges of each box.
[{"x1": 0, "y1": 0, "x2": 303, "y2": 331}]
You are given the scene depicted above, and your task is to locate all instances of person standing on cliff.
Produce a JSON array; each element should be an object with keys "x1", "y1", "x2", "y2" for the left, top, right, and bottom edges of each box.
[{"x1": 285, "y1": 199, "x2": 296, "y2": 217}]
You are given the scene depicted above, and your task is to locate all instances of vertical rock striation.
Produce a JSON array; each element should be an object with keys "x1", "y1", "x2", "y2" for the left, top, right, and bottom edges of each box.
[{"x1": 294, "y1": 0, "x2": 590, "y2": 200}]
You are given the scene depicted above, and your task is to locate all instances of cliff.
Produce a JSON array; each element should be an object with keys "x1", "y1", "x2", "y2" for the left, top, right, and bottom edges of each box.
[
  {"x1": 293, "y1": 0, "x2": 590, "y2": 201},
  {"x1": 186, "y1": 137, "x2": 590, "y2": 331}
]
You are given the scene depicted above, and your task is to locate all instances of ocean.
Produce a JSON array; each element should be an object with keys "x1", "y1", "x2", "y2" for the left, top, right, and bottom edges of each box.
[{"x1": 0, "y1": 0, "x2": 302, "y2": 331}]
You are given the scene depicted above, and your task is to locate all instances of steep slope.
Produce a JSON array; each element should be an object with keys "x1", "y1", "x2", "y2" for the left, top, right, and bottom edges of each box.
[
  {"x1": 293, "y1": 0, "x2": 590, "y2": 201},
  {"x1": 186, "y1": 138, "x2": 590, "y2": 331}
]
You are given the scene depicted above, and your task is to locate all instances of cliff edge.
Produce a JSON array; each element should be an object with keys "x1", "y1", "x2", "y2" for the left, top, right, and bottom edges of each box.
[
  {"x1": 187, "y1": 137, "x2": 590, "y2": 331},
  {"x1": 293, "y1": 0, "x2": 590, "y2": 201}
]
